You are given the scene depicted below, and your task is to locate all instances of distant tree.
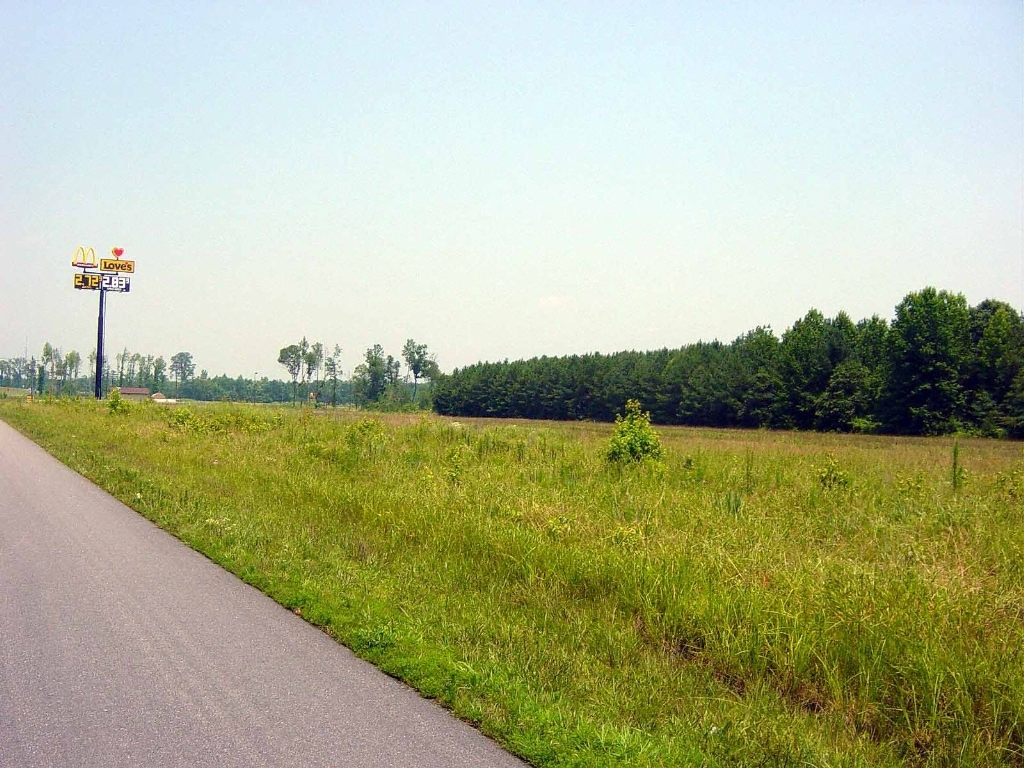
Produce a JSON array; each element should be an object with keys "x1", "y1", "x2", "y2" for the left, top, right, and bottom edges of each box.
[
  {"x1": 402, "y1": 339, "x2": 439, "y2": 397},
  {"x1": 854, "y1": 315, "x2": 889, "y2": 374},
  {"x1": 137, "y1": 354, "x2": 153, "y2": 389},
  {"x1": 169, "y1": 352, "x2": 196, "y2": 397},
  {"x1": 777, "y1": 310, "x2": 854, "y2": 429},
  {"x1": 41, "y1": 343, "x2": 60, "y2": 395},
  {"x1": 65, "y1": 350, "x2": 81, "y2": 383},
  {"x1": 386, "y1": 354, "x2": 401, "y2": 387},
  {"x1": 297, "y1": 337, "x2": 310, "y2": 396},
  {"x1": 324, "y1": 345, "x2": 342, "y2": 406},
  {"x1": 127, "y1": 352, "x2": 141, "y2": 386},
  {"x1": 733, "y1": 327, "x2": 785, "y2": 428},
  {"x1": 153, "y1": 356, "x2": 167, "y2": 391},
  {"x1": 883, "y1": 288, "x2": 971, "y2": 435},
  {"x1": 1004, "y1": 370, "x2": 1024, "y2": 439},
  {"x1": 814, "y1": 360, "x2": 879, "y2": 432},
  {"x1": 353, "y1": 344, "x2": 397, "y2": 404},
  {"x1": 957, "y1": 300, "x2": 1024, "y2": 435},
  {"x1": 305, "y1": 341, "x2": 325, "y2": 403},
  {"x1": 87, "y1": 350, "x2": 97, "y2": 393},
  {"x1": 115, "y1": 348, "x2": 129, "y2": 388},
  {"x1": 666, "y1": 342, "x2": 732, "y2": 426},
  {"x1": 54, "y1": 351, "x2": 71, "y2": 393},
  {"x1": 971, "y1": 302, "x2": 1023, "y2": 405},
  {"x1": 277, "y1": 344, "x2": 303, "y2": 403}
]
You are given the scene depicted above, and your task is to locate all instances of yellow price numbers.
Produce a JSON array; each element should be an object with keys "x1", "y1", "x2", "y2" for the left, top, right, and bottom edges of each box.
[{"x1": 74, "y1": 273, "x2": 101, "y2": 290}]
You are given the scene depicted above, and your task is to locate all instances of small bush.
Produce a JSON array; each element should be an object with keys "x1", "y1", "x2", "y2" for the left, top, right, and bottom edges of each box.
[
  {"x1": 106, "y1": 388, "x2": 132, "y2": 416},
  {"x1": 606, "y1": 399, "x2": 663, "y2": 464}
]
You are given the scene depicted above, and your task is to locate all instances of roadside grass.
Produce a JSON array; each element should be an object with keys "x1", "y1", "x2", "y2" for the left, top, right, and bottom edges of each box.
[{"x1": 2, "y1": 398, "x2": 1022, "y2": 767}]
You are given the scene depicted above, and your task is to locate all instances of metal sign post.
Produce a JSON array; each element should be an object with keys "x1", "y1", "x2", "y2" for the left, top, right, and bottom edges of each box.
[
  {"x1": 95, "y1": 288, "x2": 106, "y2": 398},
  {"x1": 72, "y1": 246, "x2": 135, "y2": 399}
]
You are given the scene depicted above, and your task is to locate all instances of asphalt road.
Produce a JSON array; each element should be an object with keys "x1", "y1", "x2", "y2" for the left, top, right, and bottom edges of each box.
[{"x1": 0, "y1": 420, "x2": 527, "y2": 768}]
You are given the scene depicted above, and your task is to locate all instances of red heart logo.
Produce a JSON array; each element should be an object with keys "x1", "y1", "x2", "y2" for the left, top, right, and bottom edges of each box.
[{"x1": 112, "y1": 247, "x2": 124, "y2": 258}]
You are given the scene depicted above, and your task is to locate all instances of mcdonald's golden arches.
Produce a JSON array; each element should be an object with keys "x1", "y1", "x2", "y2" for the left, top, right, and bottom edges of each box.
[{"x1": 72, "y1": 246, "x2": 98, "y2": 268}]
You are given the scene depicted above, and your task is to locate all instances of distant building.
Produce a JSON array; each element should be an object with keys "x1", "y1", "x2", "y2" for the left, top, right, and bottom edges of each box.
[{"x1": 118, "y1": 387, "x2": 150, "y2": 402}]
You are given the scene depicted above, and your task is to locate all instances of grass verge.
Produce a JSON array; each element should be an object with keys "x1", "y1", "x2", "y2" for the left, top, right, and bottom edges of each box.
[{"x1": 2, "y1": 398, "x2": 1023, "y2": 766}]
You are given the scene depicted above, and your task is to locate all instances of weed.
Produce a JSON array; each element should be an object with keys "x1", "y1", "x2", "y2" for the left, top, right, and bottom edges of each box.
[
  {"x1": 817, "y1": 453, "x2": 850, "y2": 492},
  {"x1": 717, "y1": 489, "x2": 743, "y2": 517},
  {"x1": 951, "y1": 439, "x2": 968, "y2": 492},
  {"x1": 443, "y1": 443, "x2": 473, "y2": 484},
  {"x1": 995, "y1": 468, "x2": 1023, "y2": 500}
]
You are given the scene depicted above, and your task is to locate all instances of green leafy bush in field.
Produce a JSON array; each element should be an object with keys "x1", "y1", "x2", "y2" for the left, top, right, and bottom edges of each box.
[
  {"x1": 106, "y1": 388, "x2": 132, "y2": 416},
  {"x1": 606, "y1": 399, "x2": 663, "y2": 463}
]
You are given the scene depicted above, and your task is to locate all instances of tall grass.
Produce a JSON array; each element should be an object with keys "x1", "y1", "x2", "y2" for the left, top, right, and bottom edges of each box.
[{"x1": 3, "y1": 398, "x2": 1023, "y2": 767}]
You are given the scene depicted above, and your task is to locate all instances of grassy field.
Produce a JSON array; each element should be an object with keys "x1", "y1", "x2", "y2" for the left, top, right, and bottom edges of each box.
[{"x1": 2, "y1": 397, "x2": 1022, "y2": 767}]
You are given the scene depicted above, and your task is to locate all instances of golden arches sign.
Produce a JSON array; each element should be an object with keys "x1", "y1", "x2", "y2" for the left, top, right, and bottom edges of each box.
[{"x1": 71, "y1": 246, "x2": 98, "y2": 268}]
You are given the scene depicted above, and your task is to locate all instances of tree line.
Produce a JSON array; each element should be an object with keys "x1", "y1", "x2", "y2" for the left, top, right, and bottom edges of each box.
[
  {"x1": 2, "y1": 337, "x2": 441, "y2": 409},
  {"x1": 0, "y1": 346, "x2": 299, "y2": 403},
  {"x1": 276, "y1": 338, "x2": 438, "y2": 409},
  {"x1": 432, "y1": 288, "x2": 1024, "y2": 438},
  {"x1": 0, "y1": 344, "x2": 88, "y2": 396}
]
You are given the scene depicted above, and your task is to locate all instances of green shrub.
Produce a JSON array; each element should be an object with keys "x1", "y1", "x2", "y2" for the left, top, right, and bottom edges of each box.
[
  {"x1": 106, "y1": 388, "x2": 132, "y2": 416},
  {"x1": 606, "y1": 399, "x2": 663, "y2": 463}
]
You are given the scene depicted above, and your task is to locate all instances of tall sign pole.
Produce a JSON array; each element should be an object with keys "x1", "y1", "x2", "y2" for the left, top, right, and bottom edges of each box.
[
  {"x1": 72, "y1": 246, "x2": 135, "y2": 399},
  {"x1": 95, "y1": 287, "x2": 106, "y2": 398}
]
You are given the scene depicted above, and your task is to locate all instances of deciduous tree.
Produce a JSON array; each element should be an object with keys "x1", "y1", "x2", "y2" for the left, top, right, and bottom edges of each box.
[
  {"x1": 169, "y1": 352, "x2": 196, "y2": 397},
  {"x1": 277, "y1": 344, "x2": 303, "y2": 403}
]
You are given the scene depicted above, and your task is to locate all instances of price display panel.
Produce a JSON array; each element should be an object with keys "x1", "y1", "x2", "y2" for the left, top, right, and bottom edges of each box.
[
  {"x1": 74, "y1": 273, "x2": 101, "y2": 290},
  {"x1": 102, "y1": 274, "x2": 131, "y2": 292}
]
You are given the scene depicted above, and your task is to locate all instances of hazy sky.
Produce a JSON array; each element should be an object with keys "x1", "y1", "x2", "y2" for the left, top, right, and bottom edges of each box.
[{"x1": 2, "y1": 2, "x2": 1021, "y2": 378}]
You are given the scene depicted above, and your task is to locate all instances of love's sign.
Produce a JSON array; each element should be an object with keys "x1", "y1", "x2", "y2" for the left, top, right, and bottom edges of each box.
[{"x1": 100, "y1": 258, "x2": 134, "y2": 273}]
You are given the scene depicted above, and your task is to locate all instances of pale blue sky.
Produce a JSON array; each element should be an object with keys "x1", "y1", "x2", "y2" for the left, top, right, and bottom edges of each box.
[{"x1": 2, "y1": 2, "x2": 1021, "y2": 378}]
